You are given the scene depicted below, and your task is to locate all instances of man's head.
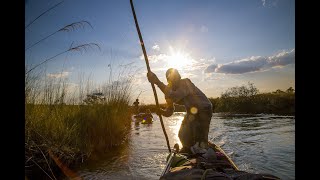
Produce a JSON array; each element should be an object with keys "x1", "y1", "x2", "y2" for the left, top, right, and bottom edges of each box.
[{"x1": 166, "y1": 68, "x2": 181, "y2": 85}]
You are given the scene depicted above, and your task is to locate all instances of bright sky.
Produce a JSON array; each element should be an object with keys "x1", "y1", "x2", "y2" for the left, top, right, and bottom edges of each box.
[{"x1": 25, "y1": 0, "x2": 295, "y2": 104}]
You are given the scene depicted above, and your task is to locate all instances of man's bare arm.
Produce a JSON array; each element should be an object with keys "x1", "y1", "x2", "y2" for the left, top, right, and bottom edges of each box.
[{"x1": 160, "y1": 98, "x2": 174, "y2": 117}]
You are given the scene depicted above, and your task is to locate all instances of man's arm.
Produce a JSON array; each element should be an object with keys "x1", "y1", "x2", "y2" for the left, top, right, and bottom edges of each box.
[
  {"x1": 147, "y1": 71, "x2": 167, "y2": 93},
  {"x1": 156, "y1": 81, "x2": 167, "y2": 94},
  {"x1": 160, "y1": 98, "x2": 174, "y2": 117}
]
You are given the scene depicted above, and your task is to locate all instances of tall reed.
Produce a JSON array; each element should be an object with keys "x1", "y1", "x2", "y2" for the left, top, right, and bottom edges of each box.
[{"x1": 25, "y1": 68, "x2": 133, "y2": 179}]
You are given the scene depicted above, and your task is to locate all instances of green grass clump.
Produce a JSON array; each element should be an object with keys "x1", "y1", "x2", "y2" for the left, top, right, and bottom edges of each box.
[{"x1": 25, "y1": 70, "x2": 133, "y2": 179}]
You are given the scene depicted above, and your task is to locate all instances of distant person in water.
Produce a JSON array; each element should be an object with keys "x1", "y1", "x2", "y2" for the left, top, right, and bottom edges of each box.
[
  {"x1": 147, "y1": 68, "x2": 213, "y2": 154},
  {"x1": 142, "y1": 109, "x2": 153, "y2": 124},
  {"x1": 133, "y1": 99, "x2": 140, "y2": 115},
  {"x1": 145, "y1": 109, "x2": 153, "y2": 119}
]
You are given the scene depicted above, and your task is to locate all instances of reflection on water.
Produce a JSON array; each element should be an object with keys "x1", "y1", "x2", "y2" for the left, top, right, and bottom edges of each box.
[
  {"x1": 76, "y1": 113, "x2": 295, "y2": 180},
  {"x1": 210, "y1": 113, "x2": 295, "y2": 180}
]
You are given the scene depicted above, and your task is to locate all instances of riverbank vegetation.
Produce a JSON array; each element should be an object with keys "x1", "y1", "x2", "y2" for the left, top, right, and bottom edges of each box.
[
  {"x1": 25, "y1": 70, "x2": 133, "y2": 179},
  {"x1": 209, "y1": 83, "x2": 295, "y2": 115},
  {"x1": 137, "y1": 83, "x2": 294, "y2": 115},
  {"x1": 25, "y1": 7, "x2": 136, "y2": 178}
]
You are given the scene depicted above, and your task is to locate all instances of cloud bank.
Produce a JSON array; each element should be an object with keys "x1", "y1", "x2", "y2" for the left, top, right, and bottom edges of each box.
[{"x1": 204, "y1": 49, "x2": 295, "y2": 74}]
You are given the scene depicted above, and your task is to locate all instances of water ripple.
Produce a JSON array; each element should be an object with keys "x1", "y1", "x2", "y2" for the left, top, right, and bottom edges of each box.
[{"x1": 76, "y1": 113, "x2": 295, "y2": 180}]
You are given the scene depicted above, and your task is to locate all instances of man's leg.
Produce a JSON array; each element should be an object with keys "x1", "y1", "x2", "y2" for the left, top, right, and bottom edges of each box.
[
  {"x1": 178, "y1": 114, "x2": 194, "y2": 152},
  {"x1": 199, "y1": 111, "x2": 212, "y2": 147},
  {"x1": 194, "y1": 110, "x2": 212, "y2": 148}
]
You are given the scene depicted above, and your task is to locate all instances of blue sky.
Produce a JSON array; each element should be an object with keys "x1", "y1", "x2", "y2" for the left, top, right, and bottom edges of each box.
[{"x1": 25, "y1": 0, "x2": 295, "y2": 104}]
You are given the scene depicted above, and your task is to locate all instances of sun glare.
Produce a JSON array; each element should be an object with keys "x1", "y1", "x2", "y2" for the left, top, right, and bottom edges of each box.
[{"x1": 166, "y1": 50, "x2": 195, "y2": 70}]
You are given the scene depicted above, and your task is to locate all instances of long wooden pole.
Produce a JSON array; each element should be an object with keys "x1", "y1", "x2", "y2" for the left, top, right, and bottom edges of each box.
[{"x1": 130, "y1": 0, "x2": 171, "y2": 153}]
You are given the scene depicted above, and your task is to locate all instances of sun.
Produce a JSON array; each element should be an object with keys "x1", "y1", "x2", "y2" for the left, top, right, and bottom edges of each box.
[{"x1": 166, "y1": 50, "x2": 195, "y2": 70}]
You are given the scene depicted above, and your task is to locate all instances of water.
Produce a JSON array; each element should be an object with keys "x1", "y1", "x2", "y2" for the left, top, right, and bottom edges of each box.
[{"x1": 76, "y1": 113, "x2": 295, "y2": 180}]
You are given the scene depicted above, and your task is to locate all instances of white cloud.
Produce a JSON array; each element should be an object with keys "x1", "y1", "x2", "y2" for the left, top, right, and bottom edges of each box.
[
  {"x1": 261, "y1": 0, "x2": 278, "y2": 7},
  {"x1": 152, "y1": 44, "x2": 160, "y2": 51},
  {"x1": 140, "y1": 53, "x2": 168, "y2": 62},
  {"x1": 200, "y1": 25, "x2": 208, "y2": 33},
  {"x1": 204, "y1": 49, "x2": 295, "y2": 74},
  {"x1": 267, "y1": 49, "x2": 295, "y2": 67},
  {"x1": 180, "y1": 72, "x2": 198, "y2": 78},
  {"x1": 148, "y1": 54, "x2": 169, "y2": 62},
  {"x1": 190, "y1": 62, "x2": 210, "y2": 71},
  {"x1": 209, "y1": 59, "x2": 216, "y2": 63},
  {"x1": 47, "y1": 71, "x2": 70, "y2": 78},
  {"x1": 216, "y1": 56, "x2": 267, "y2": 74}
]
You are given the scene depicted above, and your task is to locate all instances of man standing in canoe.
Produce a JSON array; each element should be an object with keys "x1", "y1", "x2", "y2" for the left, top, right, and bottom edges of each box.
[{"x1": 147, "y1": 68, "x2": 213, "y2": 154}]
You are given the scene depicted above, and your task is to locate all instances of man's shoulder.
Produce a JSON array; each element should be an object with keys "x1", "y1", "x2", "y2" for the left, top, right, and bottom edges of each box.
[
  {"x1": 181, "y1": 78, "x2": 191, "y2": 82},
  {"x1": 180, "y1": 78, "x2": 193, "y2": 86}
]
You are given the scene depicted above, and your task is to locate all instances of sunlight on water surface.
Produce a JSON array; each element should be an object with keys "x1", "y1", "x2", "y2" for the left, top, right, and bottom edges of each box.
[{"x1": 76, "y1": 113, "x2": 295, "y2": 180}]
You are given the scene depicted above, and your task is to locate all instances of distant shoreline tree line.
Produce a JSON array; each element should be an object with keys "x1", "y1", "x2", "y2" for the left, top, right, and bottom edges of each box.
[
  {"x1": 136, "y1": 83, "x2": 295, "y2": 115},
  {"x1": 209, "y1": 83, "x2": 294, "y2": 115}
]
